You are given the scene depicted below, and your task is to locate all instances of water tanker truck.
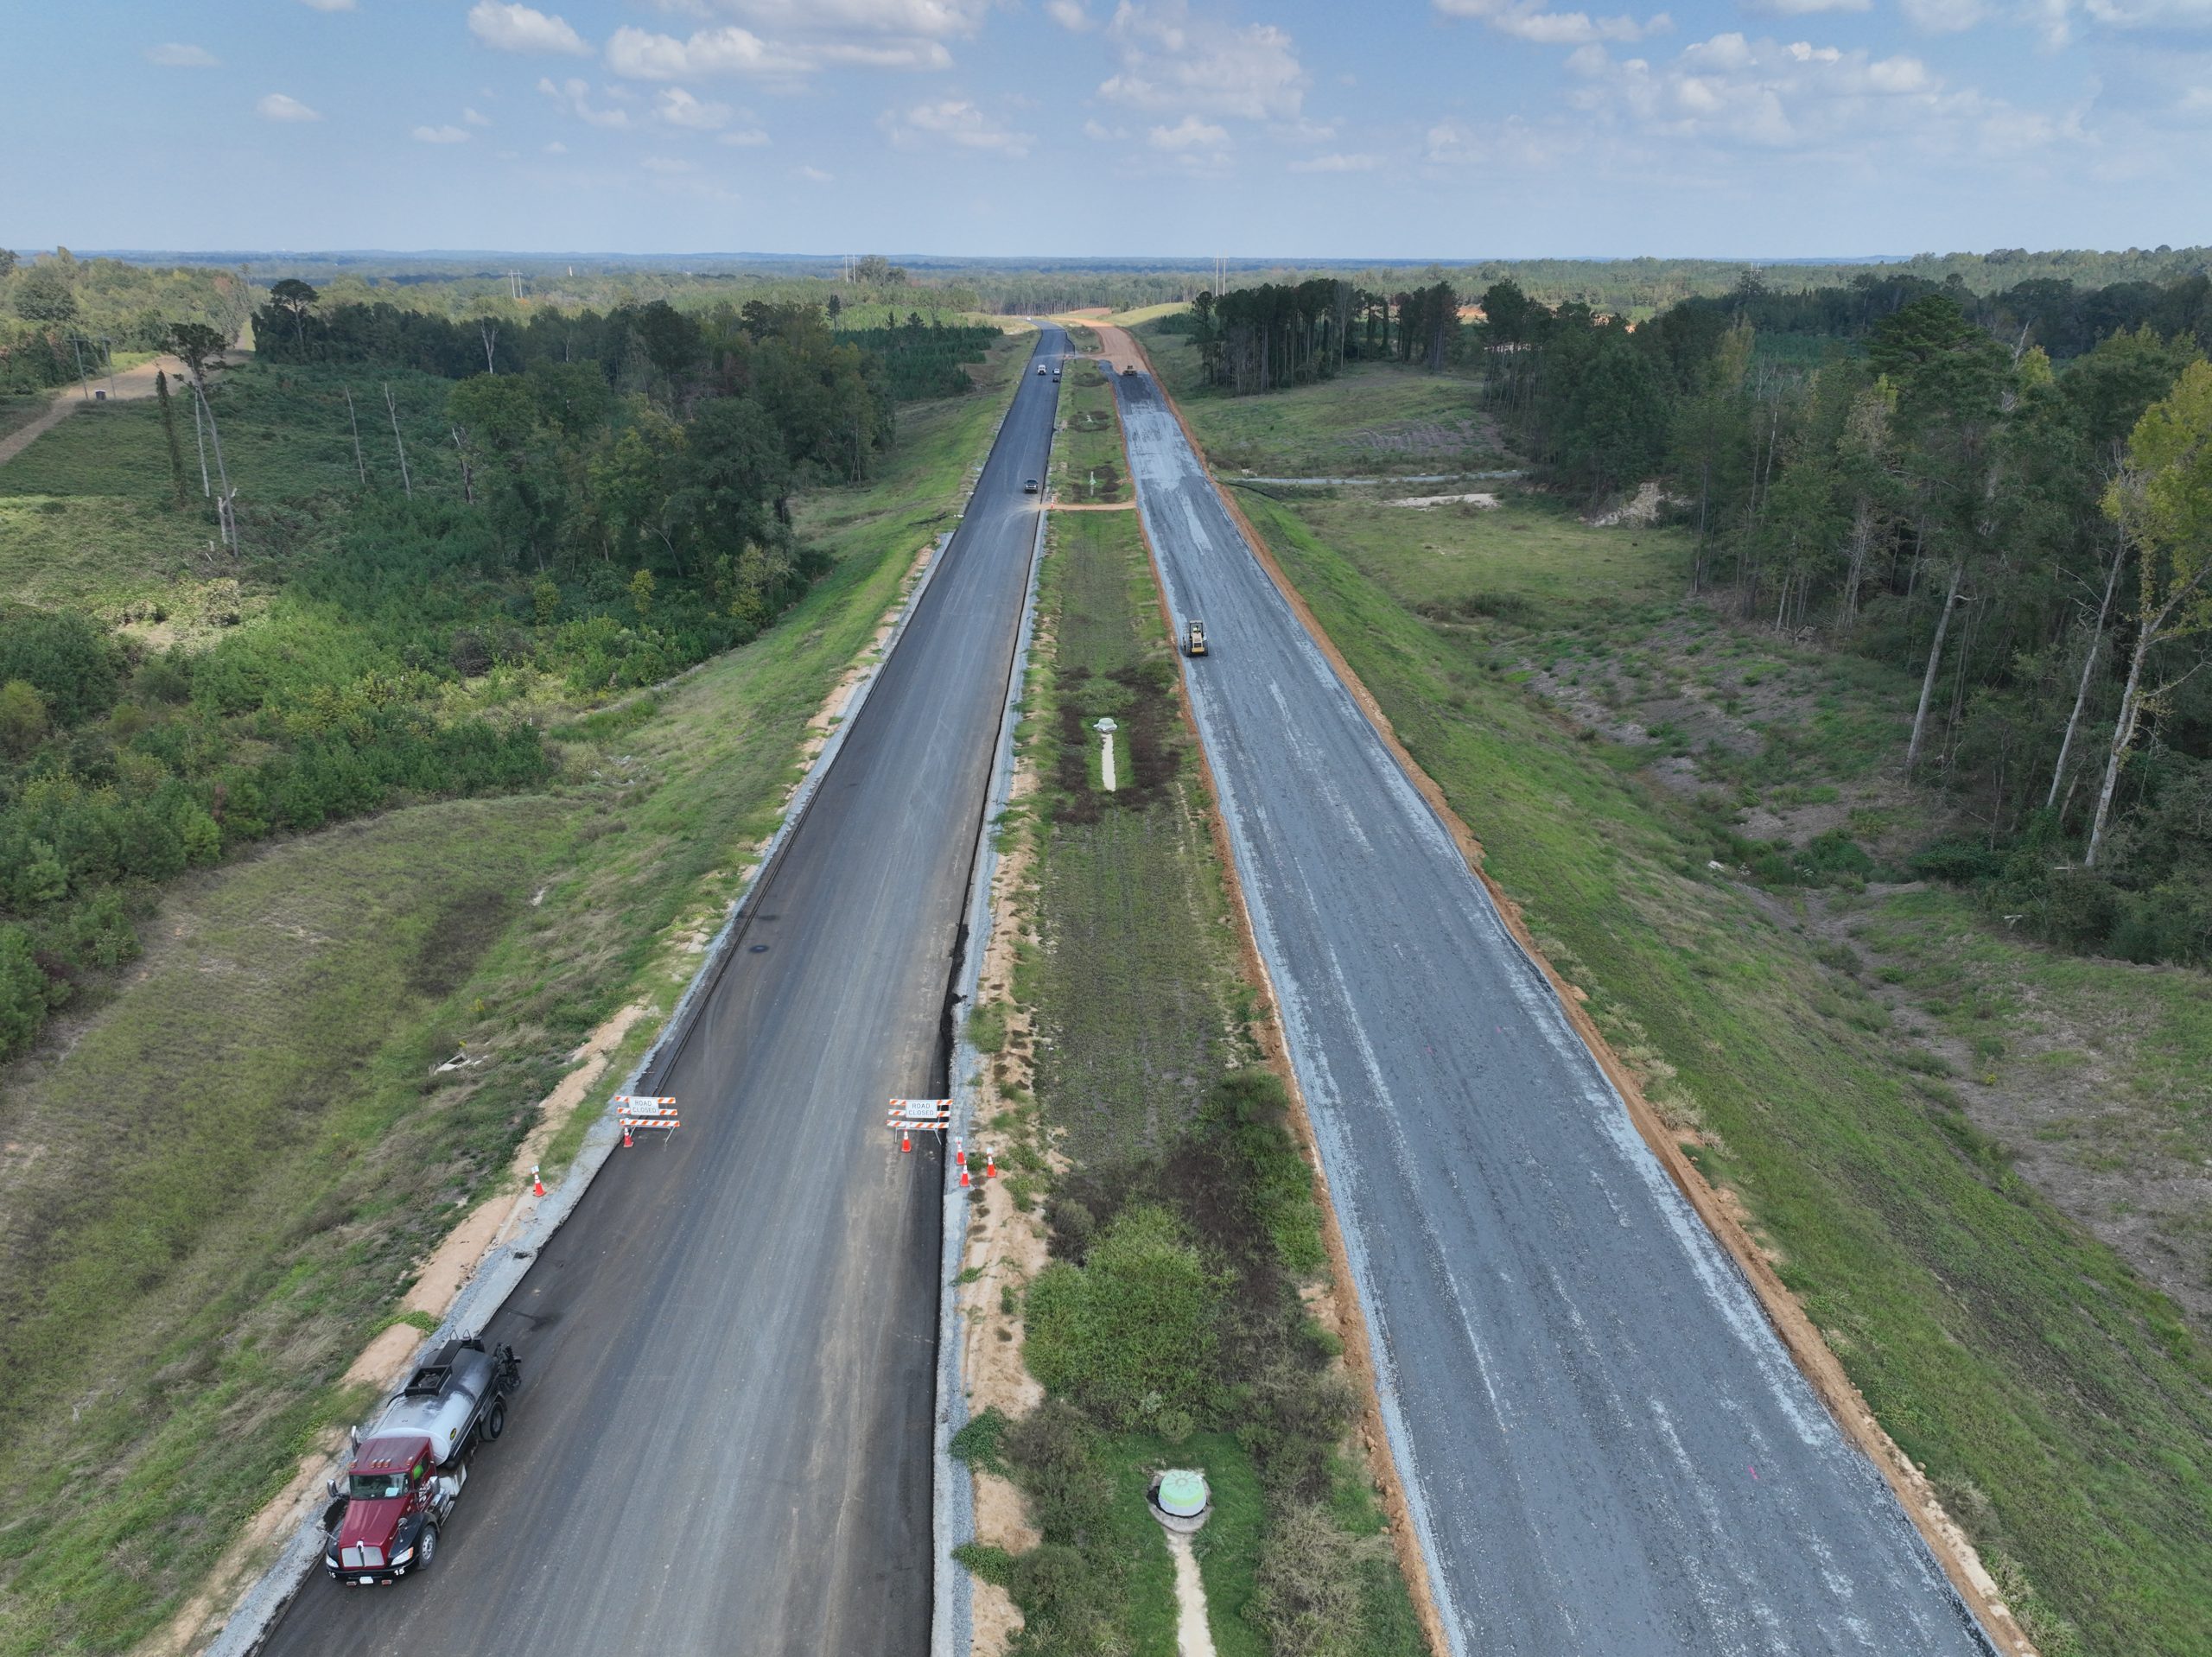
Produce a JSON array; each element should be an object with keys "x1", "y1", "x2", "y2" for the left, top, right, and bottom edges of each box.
[{"x1": 322, "y1": 1337, "x2": 519, "y2": 1584}]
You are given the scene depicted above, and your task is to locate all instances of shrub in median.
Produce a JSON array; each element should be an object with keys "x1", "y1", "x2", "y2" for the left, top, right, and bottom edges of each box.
[{"x1": 1024, "y1": 1203, "x2": 1224, "y2": 1432}]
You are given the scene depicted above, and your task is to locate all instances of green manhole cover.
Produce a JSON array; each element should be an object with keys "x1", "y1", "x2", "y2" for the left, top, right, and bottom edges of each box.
[{"x1": 1155, "y1": 1469, "x2": 1209, "y2": 1518}]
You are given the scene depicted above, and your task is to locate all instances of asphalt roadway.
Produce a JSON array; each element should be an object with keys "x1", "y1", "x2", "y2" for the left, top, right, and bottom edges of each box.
[
  {"x1": 1111, "y1": 368, "x2": 1996, "y2": 1657},
  {"x1": 261, "y1": 327, "x2": 1066, "y2": 1657}
]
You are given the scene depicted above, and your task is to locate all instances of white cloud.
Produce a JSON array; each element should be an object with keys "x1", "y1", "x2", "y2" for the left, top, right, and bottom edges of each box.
[
  {"x1": 1082, "y1": 118, "x2": 1129, "y2": 139},
  {"x1": 469, "y1": 2, "x2": 591, "y2": 54},
  {"x1": 544, "y1": 139, "x2": 569, "y2": 152},
  {"x1": 2082, "y1": 0, "x2": 2212, "y2": 22},
  {"x1": 795, "y1": 163, "x2": 836, "y2": 181},
  {"x1": 642, "y1": 155, "x2": 694, "y2": 173},
  {"x1": 297, "y1": 0, "x2": 355, "y2": 11},
  {"x1": 657, "y1": 86, "x2": 734, "y2": 128},
  {"x1": 1099, "y1": 1, "x2": 1306, "y2": 120},
  {"x1": 1435, "y1": 0, "x2": 1669, "y2": 44},
  {"x1": 413, "y1": 124, "x2": 473, "y2": 142},
  {"x1": 465, "y1": 106, "x2": 493, "y2": 125},
  {"x1": 1147, "y1": 114, "x2": 1230, "y2": 149},
  {"x1": 1743, "y1": 0, "x2": 1868, "y2": 10},
  {"x1": 605, "y1": 24, "x2": 810, "y2": 78},
  {"x1": 1046, "y1": 0, "x2": 1096, "y2": 28},
  {"x1": 880, "y1": 98, "x2": 1033, "y2": 155},
  {"x1": 146, "y1": 42, "x2": 219, "y2": 67},
  {"x1": 256, "y1": 92, "x2": 321, "y2": 121},
  {"x1": 719, "y1": 126, "x2": 772, "y2": 144},
  {"x1": 1423, "y1": 114, "x2": 1572, "y2": 168},
  {"x1": 677, "y1": 0, "x2": 992, "y2": 35},
  {"x1": 1289, "y1": 149, "x2": 1380, "y2": 171},
  {"x1": 537, "y1": 75, "x2": 632, "y2": 127},
  {"x1": 1565, "y1": 30, "x2": 2063, "y2": 157}
]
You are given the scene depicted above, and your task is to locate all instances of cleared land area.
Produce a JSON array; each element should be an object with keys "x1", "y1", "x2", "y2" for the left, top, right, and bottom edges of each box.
[
  {"x1": 1139, "y1": 319, "x2": 2212, "y2": 1657},
  {"x1": 0, "y1": 335, "x2": 1034, "y2": 1656}
]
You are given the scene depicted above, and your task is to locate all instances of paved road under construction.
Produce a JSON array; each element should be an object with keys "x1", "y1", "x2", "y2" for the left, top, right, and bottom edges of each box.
[
  {"x1": 261, "y1": 328, "x2": 1066, "y2": 1657},
  {"x1": 1111, "y1": 365, "x2": 1996, "y2": 1657}
]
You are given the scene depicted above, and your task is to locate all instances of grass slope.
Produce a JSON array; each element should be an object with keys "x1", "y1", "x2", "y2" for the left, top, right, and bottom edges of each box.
[{"x1": 0, "y1": 338, "x2": 1029, "y2": 1655}]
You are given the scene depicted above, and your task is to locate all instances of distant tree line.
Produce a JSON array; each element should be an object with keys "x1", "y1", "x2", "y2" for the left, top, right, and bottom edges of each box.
[
  {"x1": 0, "y1": 250, "x2": 250, "y2": 390},
  {"x1": 1477, "y1": 269, "x2": 2212, "y2": 968},
  {"x1": 1169, "y1": 278, "x2": 1465, "y2": 394}
]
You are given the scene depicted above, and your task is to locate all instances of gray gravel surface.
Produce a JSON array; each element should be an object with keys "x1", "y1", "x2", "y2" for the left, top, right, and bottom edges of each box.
[
  {"x1": 258, "y1": 328, "x2": 1065, "y2": 1657},
  {"x1": 1113, "y1": 370, "x2": 1995, "y2": 1657}
]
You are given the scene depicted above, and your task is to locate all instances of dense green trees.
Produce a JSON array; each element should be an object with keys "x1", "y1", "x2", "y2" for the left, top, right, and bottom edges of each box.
[
  {"x1": 1177, "y1": 278, "x2": 1458, "y2": 395},
  {"x1": 1484, "y1": 272, "x2": 2212, "y2": 966}
]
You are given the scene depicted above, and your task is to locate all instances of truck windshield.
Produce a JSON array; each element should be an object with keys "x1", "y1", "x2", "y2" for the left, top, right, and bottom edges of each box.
[{"x1": 349, "y1": 1471, "x2": 408, "y2": 1501}]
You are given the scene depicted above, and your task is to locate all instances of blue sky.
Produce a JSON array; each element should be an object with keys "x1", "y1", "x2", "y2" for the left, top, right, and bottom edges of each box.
[{"x1": 9, "y1": 0, "x2": 2209, "y2": 258}]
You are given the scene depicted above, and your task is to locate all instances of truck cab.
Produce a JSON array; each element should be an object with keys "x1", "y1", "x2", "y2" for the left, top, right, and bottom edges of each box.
[
  {"x1": 329, "y1": 1435, "x2": 451, "y2": 1582},
  {"x1": 322, "y1": 1339, "x2": 518, "y2": 1584}
]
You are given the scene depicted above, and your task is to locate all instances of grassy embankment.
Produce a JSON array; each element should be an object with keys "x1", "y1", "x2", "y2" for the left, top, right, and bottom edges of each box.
[
  {"x1": 950, "y1": 369, "x2": 1424, "y2": 1654},
  {"x1": 1137, "y1": 319, "x2": 2212, "y2": 1657},
  {"x1": 0, "y1": 335, "x2": 1032, "y2": 1656}
]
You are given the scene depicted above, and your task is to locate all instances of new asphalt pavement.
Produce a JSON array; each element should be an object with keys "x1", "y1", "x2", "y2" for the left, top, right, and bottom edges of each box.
[
  {"x1": 1111, "y1": 365, "x2": 1997, "y2": 1657},
  {"x1": 258, "y1": 327, "x2": 1066, "y2": 1657}
]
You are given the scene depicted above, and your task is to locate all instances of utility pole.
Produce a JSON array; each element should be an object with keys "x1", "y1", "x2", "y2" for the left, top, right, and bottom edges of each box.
[
  {"x1": 68, "y1": 335, "x2": 92, "y2": 401},
  {"x1": 343, "y1": 384, "x2": 367, "y2": 485},
  {"x1": 190, "y1": 378, "x2": 236, "y2": 550},
  {"x1": 189, "y1": 384, "x2": 211, "y2": 496},
  {"x1": 384, "y1": 384, "x2": 413, "y2": 500}
]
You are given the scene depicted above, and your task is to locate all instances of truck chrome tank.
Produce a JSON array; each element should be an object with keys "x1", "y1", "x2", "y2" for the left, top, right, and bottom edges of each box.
[{"x1": 378, "y1": 1342, "x2": 499, "y2": 1464}]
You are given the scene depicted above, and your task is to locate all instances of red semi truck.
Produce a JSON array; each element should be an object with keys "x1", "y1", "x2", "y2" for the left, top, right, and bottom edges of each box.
[{"x1": 322, "y1": 1337, "x2": 519, "y2": 1584}]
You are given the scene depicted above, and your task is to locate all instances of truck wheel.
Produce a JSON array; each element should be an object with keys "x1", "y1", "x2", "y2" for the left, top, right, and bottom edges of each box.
[
  {"x1": 416, "y1": 1523, "x2": 439, "y2": 1571},
  {"x1": 484, "y1": 1400, "x2": 506, "y2": 1441}
]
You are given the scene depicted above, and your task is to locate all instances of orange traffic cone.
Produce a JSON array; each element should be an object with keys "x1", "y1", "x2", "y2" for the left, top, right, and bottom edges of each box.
[
  {"x1": 959, "y1": 1165, "x2": 971, "y2": 1188},
  {"x1": 531, "y1": 1165, "x2": 545, "y2": 1197},
  {"x1": 985, "y1": 1149, "x2": 998, "y2": 1179},
  {"x1": 955, "y1": 1140, "x2": 966, "y2": 1166},
  {"x1": 622, "y1": 1121, "x2": 633, "y2": 1148},
  {"x1": 902, "y1": 1132, "x2": 912, "y2": 1152}
]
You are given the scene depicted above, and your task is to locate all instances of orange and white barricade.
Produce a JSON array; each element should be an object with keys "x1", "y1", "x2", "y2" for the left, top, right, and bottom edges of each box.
[
  {"x1": 887, "y1": 1098, "x2": 951, "y2": 1152},
  {"x1": 613, "y1": 1095, "x2": 680, "y2": 1146}
]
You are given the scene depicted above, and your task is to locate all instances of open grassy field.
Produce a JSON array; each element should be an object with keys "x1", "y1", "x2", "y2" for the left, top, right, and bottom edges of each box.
[
  {"x1": 1206, "y1": 447, "x2": 2212, "y2": 1654},
  {"x1": 954, "y1": 371, "x2": 1424, "y2": 1654},
  {"x1": 1141, "y1": 326, "x2": 1509, "y2": 479},
  {"x1": 0, "y1": 337, "x2": 1031, "y2": 1656}
]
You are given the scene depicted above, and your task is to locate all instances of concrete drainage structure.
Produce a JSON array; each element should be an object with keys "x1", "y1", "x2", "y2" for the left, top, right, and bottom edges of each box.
[{"x1": 1148, "y1": 1469, "x2": 1211, "y2": 1533}]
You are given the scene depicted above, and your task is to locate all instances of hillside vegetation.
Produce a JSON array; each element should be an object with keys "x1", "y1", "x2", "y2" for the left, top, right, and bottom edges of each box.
[{"x1": 1139, "y1": 321, "x2": 2212, "y2": 1657}]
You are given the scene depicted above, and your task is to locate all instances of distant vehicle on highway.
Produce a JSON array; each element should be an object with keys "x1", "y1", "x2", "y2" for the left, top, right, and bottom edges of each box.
[
  {"x1": 322, "y1": 1339, "x2": 519, "y2": 1585},
  {"x1": 1023, "y1": 478, "x2": 1039, "y2": 494},
  {"x1": 1053, "y1": 366, "x2": 1061, "y2": 378},
  {"x1": 1036, "y1": 365, "x2": 1047, "y2": 375},
  {"x1": 1121, "y1": 364, "x2": 1137, "y2": 377},
  {"x1": 1184, "y1": 618, "x2": 1207, "y2": 657}
]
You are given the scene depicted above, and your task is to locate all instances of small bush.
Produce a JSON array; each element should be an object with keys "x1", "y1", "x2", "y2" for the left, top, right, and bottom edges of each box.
[
  {"x1": 1024, "y1": 1204, "x2": 1224, "y2": 1431},
  {"x1": 968, "y1": 999, "x2": 1009, "y2": 1054}
]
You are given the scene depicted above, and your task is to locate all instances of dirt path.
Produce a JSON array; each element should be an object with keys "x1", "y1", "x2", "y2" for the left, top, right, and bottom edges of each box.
[{"x1": 0, "y1": 353, "x2": 192, "y2": 468}]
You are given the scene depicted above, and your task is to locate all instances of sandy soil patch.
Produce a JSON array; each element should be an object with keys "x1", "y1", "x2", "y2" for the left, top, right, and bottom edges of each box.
[{"x1": 1390, "y1": 492, "x2": 1497, "y2": 510}]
